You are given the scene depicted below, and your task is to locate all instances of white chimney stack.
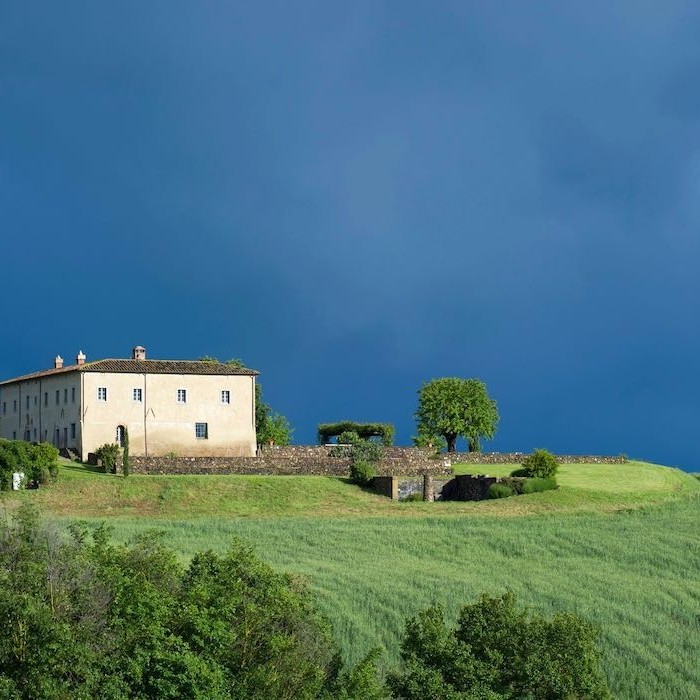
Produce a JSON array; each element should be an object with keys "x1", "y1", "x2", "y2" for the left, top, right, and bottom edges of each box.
[
  {"x1": 76, "y1": 350, "x2": 86, "y2": 365},
  {"x1": 132, "y1": 346, "x2": 146, "y2": 360},
  {"x1": 54, "y1": 355, "x2": 64, "y2": 369}
]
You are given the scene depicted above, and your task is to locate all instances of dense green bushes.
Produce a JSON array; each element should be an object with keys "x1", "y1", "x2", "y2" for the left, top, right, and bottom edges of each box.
[
  {"x1": 520, "y1": 449, "x2": 559, "y2": 479},
  {"x1": 522, "y1": 477, "x2": 558, "y2": 494},
  {"x1": 94, "y1": 442, "x2": 120, "y2": 473},
  {"x1": 0, "y1": 508, "x2": 357, "y2": 700},
  {"x1": 487, "y1": 474, "x2": 558, "y2": 500},
  {"x1": 388, "y1": 592, "x2": 610, "y2": 699},
  {"x1": 0, "y1": 510, "x2": 611, "y2": 699},
  {"x1": 350, "y1": 459, "x2": 376, "y2": 486},
  {"x1": 0, "y1": 439, "x2": 58, "y2": 490},
  {"x1": 486, "y1": 450, "x2": 560, "y2": 500},
  {"x1": 488, "y1": 483, "x2": 514, "y2": 499}
]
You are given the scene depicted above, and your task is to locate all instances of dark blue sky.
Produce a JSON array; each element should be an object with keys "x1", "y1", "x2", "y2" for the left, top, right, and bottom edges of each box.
[{"x1": 2, "y1": 3, "x2": 700, "y2": 469}]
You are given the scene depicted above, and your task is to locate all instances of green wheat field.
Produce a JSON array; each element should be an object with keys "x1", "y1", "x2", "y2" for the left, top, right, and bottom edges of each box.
[{"x1": 2, "y1": 460, "x2": 699, "y2": 699}]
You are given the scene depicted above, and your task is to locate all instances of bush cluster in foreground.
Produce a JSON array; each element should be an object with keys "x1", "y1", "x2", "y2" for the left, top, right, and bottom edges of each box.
[{"x1": 0, "y1": 507, "x2": 610, "y2": 699}]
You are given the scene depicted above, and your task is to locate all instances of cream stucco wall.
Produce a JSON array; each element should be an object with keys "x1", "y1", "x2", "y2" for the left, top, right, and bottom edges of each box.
[
  {"x1": 80, "y1": 371, "x2": 256, "y2": 457},
  {"x1": 0, "y1": 372, "x2": 82, "y2": 450}
]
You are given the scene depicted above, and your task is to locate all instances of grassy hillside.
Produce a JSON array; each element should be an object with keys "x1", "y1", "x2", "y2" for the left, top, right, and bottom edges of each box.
[
  {"x1": 1, "y1": 460, "x2": 699, "y2": 699},
  {"x1": 5, "y1": 459, "x2": 697, "y2": 519}
]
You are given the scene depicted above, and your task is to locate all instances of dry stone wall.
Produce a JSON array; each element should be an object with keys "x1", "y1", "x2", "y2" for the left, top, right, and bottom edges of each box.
[
  {"x1": 446, "y1": 452, "x2": 626, "y2": 465},
  {"x1": 125, "y1": 446, "x2": 625, "y2": 476},
  {"x1": 377, "y1": 474, "x2": 529, "y2": 502}
]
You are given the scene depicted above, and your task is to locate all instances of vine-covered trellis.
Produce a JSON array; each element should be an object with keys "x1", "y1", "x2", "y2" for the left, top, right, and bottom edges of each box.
[{"x1": 317, "y1": 421, "x2": 395, "y2": 446}]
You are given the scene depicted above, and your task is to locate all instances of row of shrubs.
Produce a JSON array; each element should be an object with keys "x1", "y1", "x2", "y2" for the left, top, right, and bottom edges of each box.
[
  {"x1": 488, "y1": 477, "x2": 558, "y2": 498},
  {"x1": 488, "y1": 449, "x2": 559, "y2": 499},
  {"x1": 0, "y1": 439, "x2": 59, "y2": 490}
]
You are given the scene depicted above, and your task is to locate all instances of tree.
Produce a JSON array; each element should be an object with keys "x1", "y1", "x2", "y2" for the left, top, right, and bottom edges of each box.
[
  {"x1": 255, "y1": 384, "x2": 292, "y2": 446},
  {"x1": 259, "y1": 412, "x2": 293, "y2": 446},
  {"x1": 415, "y1": 378, "x2": 498, "y2": 453},
  {"x1": 388, "y1": 592, "x2": 611, "y2": 700},
  {"x1": 122, "y1": 427, "x2": 130, "y2": 477}
]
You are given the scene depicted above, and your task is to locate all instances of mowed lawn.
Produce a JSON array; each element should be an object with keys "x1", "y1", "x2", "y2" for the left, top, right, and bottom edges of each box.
[{"x1": 2, "y1": 460, "x2": 699, "y2": 699}]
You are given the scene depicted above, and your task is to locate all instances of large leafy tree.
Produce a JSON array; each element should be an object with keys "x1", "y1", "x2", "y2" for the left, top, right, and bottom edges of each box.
[
  {"x1": 255, "y1": 384, "x2": 293, "y2": 446},
  {"x1": 415, "y1": 378, "x2": 498, "y2": 453}
]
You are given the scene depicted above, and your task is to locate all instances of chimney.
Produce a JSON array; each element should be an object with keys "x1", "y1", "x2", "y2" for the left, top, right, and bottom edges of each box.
[
  {"x1": 76, "y1": 350, "x2": 86, "y2": 365},
  {"x1": 54, "y1": 355, "x2": 64, "y2": 369},
  {"x1": 132, "y1": 346, "x2": 146, "y2": 361}
]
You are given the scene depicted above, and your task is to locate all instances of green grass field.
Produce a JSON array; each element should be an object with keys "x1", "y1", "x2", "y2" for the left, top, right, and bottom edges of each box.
[{"x1": 2, "y1": 460, "x2": 699, "y2": 699}]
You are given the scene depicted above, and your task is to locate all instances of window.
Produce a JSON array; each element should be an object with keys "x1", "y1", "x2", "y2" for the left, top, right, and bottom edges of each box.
[
  {"x1": 221, "y1": 390, "x2": 230, "y2": 404},
  {"x1": 12, "y1": 432, "x2": 16, "y2": 440},
  {"x1": 71, "y1": 423, "x2": 76, "y2": 439},
  {"x1": 64, "y1": 389, "x2": 68, "y2": 404},
  {"x1": 26, "y1": 396, "x2": 30, "y2": 410},
  {"x1": 44, "y1": 392, "x2": 48, "y2": 407},
  {"x1": 55, "y1": 390, "x2": 59, "y2": 405},
  {"x1": 195, "y1": 422, "x2": 208, "y2": 439},
  {"x1": 34, "y1": 396, "x2": 37, "y2": 406},
  {"x1": 33, "y1": 428, "x2": 37, "y2": 440},
  {"x1": 13, "y1": 400, "x2": 17, "y2": 413},
  {"x1": 177, "y1": 389, "x2": 187, "y2": 403},
  {"x1": 133, "y1": 388, "x2": 142, "y2": 402},
  {"x1": 97, "y1": 387, "x2": 107, "y2": 401},
  {"x1": 2, "y1": 402, "x2": 5, "y2": 414},
  {"x1": 71, "y1": 387, "x2": 76, "y2": 403}
]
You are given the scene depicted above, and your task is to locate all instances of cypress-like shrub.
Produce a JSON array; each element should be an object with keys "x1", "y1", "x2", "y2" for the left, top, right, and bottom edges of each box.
[{"x1": 122, "y1": 429, "x2": 130, "y2": 477}]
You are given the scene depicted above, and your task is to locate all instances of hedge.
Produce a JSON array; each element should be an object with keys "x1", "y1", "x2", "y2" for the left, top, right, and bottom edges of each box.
[{"x1": 317, "y1": 422, "x2": 395, "y2": 446}]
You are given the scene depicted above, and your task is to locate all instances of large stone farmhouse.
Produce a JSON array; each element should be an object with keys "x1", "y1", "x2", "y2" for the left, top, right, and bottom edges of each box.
[{"x1": 0, "y1": 346, "x2": 258, "y2": 458}]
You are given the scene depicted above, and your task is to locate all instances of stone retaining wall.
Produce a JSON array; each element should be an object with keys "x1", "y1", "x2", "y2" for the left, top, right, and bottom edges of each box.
[
  {"x1": 125, "y1": 446, "x2": 625, "y2": 476},
  {"x1": 377, "y1": 474, "x2": 529, "y2": 502}
]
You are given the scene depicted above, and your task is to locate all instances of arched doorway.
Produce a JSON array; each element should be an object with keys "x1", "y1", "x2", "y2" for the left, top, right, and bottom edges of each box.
[{"x1": 116, "y1": 425, "x2": 125, "y2": 447}]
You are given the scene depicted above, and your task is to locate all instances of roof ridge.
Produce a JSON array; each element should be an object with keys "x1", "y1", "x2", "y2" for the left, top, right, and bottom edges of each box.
[{"x1": 1, "y1": 358, "x2": 258, "y2": 385}]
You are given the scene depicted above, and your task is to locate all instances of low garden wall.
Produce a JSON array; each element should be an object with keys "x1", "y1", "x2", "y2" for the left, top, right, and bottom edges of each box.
[
  {"x1": 123, "y1": 446, "x2": 625, "y2": 476},
  {"x1": 445, "y1": 452, "x2": 626, "y2": 465}
]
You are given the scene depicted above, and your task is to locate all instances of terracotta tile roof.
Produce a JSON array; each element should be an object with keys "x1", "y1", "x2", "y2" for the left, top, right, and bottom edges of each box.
[
  {"x1": 0, "y1": 365, "x2": 81, "y2": 386},
  {"x1": 0, "y1": 359, "x2": 258, "y2": 386},
  {"x1": 82, "y1": 359, "x2": 259, "y2": 376}
]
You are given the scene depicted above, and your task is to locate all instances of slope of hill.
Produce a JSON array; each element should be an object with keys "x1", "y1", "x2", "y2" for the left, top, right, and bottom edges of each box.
[
  {"x1": 4, "y1": 459, "x2": 697, "y2": 519},
  {"x1": 2, "y1": 459, "x2": 699, "y2": 698}
]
